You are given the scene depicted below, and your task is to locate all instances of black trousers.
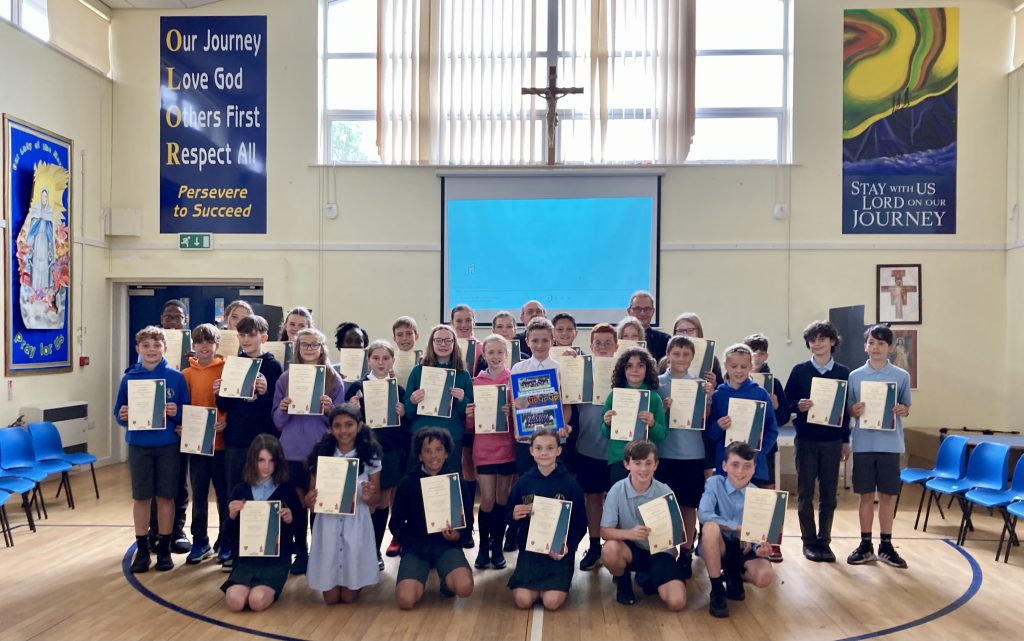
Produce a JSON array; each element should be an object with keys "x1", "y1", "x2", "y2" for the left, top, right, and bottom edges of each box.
[{"x1": 794, "y1": 439, "x2": 842, "y2": 544}]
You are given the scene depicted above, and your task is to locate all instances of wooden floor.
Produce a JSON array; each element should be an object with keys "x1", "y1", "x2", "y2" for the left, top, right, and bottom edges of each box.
[{"x1": 1, "y1": 464, "x2": 1021, "y2": 641}]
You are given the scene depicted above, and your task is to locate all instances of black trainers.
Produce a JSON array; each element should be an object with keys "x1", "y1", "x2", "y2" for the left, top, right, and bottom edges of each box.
[
  {"x1": 503, "y1": 530, "x2": 518, "y2": 552},
  {"x1": 131, "y1": 549, "x2": 151, "y2": 574},
  {"x1": 725, "y1": 577, "x2": 746, "y2": 601},
  {"x1": 847, "y1": 541, "x2": 876, "y2": 565},
  {"x1": 377, "y1": 550, "x2": 385, "y2": 571},
  {"x1": 171, "y1": 532, "x2": 192, "y2": 554},
  {"x1": 579, "y1": 546, "x2": 602, "y2": 571},
  {"x1": 676, "y1": 549, "x2": 693, "y2": 580},
  {"x1": 709, "y1": 587, "x2": 729, "y2": 618},
  {"x1": 474, "y1": 545, "x2": 491, "y2": 569},
  {"x1": 817, "y1": 543, "x2": 837, "y2": 563},
  {"x1": 877, "y1": 544, "x2": 908, "y2": 569},
  {"x1": 615, "y1": 573, "x2": 636, "y2": 605},
  {"x1": 155, "y1": 550, "x2": 174, "y2": 571}
]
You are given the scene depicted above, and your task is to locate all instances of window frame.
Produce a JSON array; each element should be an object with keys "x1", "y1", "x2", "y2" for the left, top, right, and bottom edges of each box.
[{"x1": 321, "y1": 0, "x2": 379, "y2": 164}]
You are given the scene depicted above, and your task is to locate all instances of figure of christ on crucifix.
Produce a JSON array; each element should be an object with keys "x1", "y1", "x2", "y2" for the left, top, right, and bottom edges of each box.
[
  {"x1": 880, "y1": 269, "x2": 918, "y2": 320},
  {"x1": 522, "y1": 65, "x2": 584, "y2": 165}
]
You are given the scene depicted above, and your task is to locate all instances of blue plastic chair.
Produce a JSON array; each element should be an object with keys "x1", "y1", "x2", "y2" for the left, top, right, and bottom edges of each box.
[
  {"x1": 962, "y1": 455, "x2": 1024, "y2": 554},
  {"x1": 898, "y1": 434, "x2": 968, "y2": 530},
  {"x1": 0, "y1": 489, "x2": 12, "y2": 546},
  {"x1": 923, "y1": 441, "x2": 1010, "y2": 541},
  {"x1": 29, "y1": 421, "x2": 99, "y2": 506},
  {"x1": 0, "y1": 426, "x2": 70, "y2": 514},
  {"x1": 1003, "y1": 501, "x2": 1024, "y2": 562},
  {"x1": 0, "y1": 475, "x2": 39, "y2": 532}
]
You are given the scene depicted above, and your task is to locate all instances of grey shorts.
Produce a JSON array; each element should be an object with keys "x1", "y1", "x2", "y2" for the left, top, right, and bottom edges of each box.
[
  {"x1": 852, "y1": 452, "x2": 901, "y2": 495},
  {"x1": 128, "y1": 443, "x2": 181, "y2": 500},
  {"x1": 396, "y1": 546, "x2": 470, "y2": 585}
]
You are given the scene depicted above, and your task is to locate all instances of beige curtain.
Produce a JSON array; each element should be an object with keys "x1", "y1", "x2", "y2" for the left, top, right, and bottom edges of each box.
[{"x1": 379, "y1": 0, "x2": 694, "y2": 164}]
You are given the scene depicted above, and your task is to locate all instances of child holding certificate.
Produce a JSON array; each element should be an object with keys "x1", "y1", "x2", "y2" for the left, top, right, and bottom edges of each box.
[
  {"x1": 707, "y1": 345, "x2": 778, "y2": 490},
  {"x1": 342, "y1": 339, "x2": 408, "y2": 569},
  {"x1": 507, "y1": 428, "x2": 586, "y2": 611},
  {"x1": 479, "y1": 311, "x2": 518, "y2": 375},
  {"x1": 601, "y1": 348, "x2": 667, "y2": 486},
  {"x1": 781, "y1": 320, "x2": 850, "y2": 563},
  {"x1": 655, "y1": 336, "x2": 715, "y2": 578},
  {"x1": 271, "y1": 328, "x2": 345, "y2": 575},
  {"x1": 222, "y1": 435, "x2": 302, "y2": 612},
  {"x1": 181, "y1": 324, "x2": 228, "y2": 566},
  {"x1": 845, "y1": 324, "x2": 912, "y2": 569},
  {"x1": 114, "y1": 326, "x2": 191, "y2": 574},
  {"x1": 698, "y1": 442, "x2": 775, "y2": 618},
  {"x1": 392, "y1": 316, "x2": 422, "y2": 389},
  {"x1": 305, "y1": 405, "x2": 383, "y2": 603},
  {"x1": 451, "y1": 305, "x2": 482, "y2": 547},
  {"x1": 390, "y1": 428, "x2": 474, "y2": 609},
  {"x1": 465, "y1": 334, "x2": 515, "y2": 570},
  {"x1": 600, "y1": 440, "x2": 687, "y2": 610},
  {"x1": 276, "y1": 306, "x2": 314, "y2": 342}
]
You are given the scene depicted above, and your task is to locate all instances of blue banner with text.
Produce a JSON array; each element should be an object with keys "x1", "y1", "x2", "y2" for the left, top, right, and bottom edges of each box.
[{"x1": 160, "y1": 16, "x2": 266, "y2": 234}]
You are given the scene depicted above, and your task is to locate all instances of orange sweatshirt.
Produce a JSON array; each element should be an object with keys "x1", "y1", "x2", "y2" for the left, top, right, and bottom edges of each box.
[{"x1": 183, "y1": 355, "x2": 227, "y2": 450}]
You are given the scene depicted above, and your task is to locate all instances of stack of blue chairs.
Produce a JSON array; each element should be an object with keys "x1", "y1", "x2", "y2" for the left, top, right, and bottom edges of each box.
[
  {"x1": 0, "y1": 425, "x2": 71, "y2": 532},
  {"x1": 923, "y1": 441, "x2": 1010, "y2": 543},
  {"x1": 898, "y1": 434, "x2": 968, "y2": 530},
  {"x1": 29, "y1": 421, "x2": 100, "y2": 506}
]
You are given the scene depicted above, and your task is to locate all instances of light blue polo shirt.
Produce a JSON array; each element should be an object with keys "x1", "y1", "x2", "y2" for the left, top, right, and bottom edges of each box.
[
  {"x1": 601, "y1": 475, "x2": 673, "y2": 551},
  {"x1": 848, "y1": 359, "x2": 912, "y2": 454},
  {"x1": 697, "y1": 474, "x2": 746, "y2": 538}
]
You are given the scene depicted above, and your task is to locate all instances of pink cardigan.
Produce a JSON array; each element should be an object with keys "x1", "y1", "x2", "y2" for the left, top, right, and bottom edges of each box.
[{"x1": 466, "y1": 368, "x2": 516, "y2": 466}]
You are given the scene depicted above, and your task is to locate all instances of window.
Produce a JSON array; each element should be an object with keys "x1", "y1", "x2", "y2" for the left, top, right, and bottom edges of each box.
[
  {"x1": 689, "y1": 0, "x2": 790, "y2": 162},
  {"x1": 2, "y1": 0, "x2": 12, "y2": 21},
  {"x1": 322, "y1": 0, "x2": 790, "y2": 164},
  {"x1": 3, "y1": 0, "x2": 111, "y2": 75},
  {"x1": 21, "y1": 0, "x2": 49, "y2": 40}
]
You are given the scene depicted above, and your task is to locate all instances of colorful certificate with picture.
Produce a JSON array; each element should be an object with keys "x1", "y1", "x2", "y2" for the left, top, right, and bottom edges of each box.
[
  {"x1": 510, "y1": 368, "x2": 565, "y2": 438},
  {"x1": 859, "y1": 381, "x2": 897, "y2": 430},
  {"x1": 609, "y1": 388, "x2": 651, "y2": 442},
  {"x1": 264, "y1": 341, "x2": 294, "y2": 371},
  {"x1": 287, "y1": 364, "x2": 325, "y2": 415},
  {"x1": 669, "y1": 378, "x2": 706, "y2": 430},
  {"x1": 364, "y1": 378, "x2": 400, "y2": 428},
  {"x1": 314, "y1": 456, "x2": 360, "y2": 515},
  {"x1": 416, "y1": 367, "x2": 457, "y2": 418},
  {"x1": 638, "y1": 492, "x2": 686, "y2": 552},
  {"x1": 808, "y1": 378, "x2": 848, "y2": 427},
  {"x1": 473, "y1": 384, "x2": 508, "y2": 434},
  {"x1": 687, "y1": 338, "x2": 716, "y2": 379},
  {"x1": 421, "y1": 473, "x2": 465, "y2": 533},
  {"x1": 219, "y1": 356, "x2": 262, "y2": 399},
  {"x1": 179, "y1": 405, "x2": 216, "y2": 455},
  {"x1": 525, "y1": 496, "x2": 573, "y2": 555},
  {"x1": 239, "y1": 500, "x2": 281, "y2": 557},
  {"x1": 559, "y1": 354, "x2": 593, "y2": 404},
  {"x1": 741, "y1": 488, "x2": 788, "y2": 545},
  {"x1": 726, "y1": 398, "x2": 766, "y2": 450},
  {"x1": 127, "y1": 379, "x2": 166, "y2": 430}
]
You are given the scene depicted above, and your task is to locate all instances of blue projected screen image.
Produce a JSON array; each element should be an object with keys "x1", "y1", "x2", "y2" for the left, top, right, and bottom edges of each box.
[{"x1": 442, "y1": 174, "x2": 660, "y2": 325}]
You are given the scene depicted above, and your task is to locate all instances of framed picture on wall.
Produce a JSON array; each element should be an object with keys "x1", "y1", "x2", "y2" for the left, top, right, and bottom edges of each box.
[
  {"x1": 876, "y1": 264, "x2": 921, "y2": 325},
  {"x1": 890, "y1": 329, "x2": 918, "y2": 390},
  {"x1": 3, "y1": 115, "x2": 74, "y2": 375}
]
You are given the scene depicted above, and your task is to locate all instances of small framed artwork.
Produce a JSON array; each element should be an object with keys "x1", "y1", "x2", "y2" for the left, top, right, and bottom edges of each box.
[
  {"x1": 890, "y1": 329, "x2": 918, "y2": 390},
  {"x1": 877, "y1": 264, "x2": 921, "y2": 324}
]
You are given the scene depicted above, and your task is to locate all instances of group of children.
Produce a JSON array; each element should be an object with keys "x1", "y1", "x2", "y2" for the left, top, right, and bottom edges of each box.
[{"x1": 113, "y1": 294, "x2": 912, "y2": 617}]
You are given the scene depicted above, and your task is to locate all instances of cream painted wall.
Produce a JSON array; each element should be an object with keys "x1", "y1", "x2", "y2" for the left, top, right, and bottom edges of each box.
[
  {"x1": 0, "y1": 21, "x2": 114, "y2": 458},
  {"x1": 1006, "y1": 69, "x2": 1024, "y2": 427},
  {"x1": 14, "y1": 0, "x2": 994, "y2": 458}
]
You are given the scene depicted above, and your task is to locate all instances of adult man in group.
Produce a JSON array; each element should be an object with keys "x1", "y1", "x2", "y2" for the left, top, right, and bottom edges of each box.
[
  {"x1": 627, "y1": 291, "x2": 670, "y2": 360},
  {"x1": 514, "y1": 299, "x2": 546, "y2": 358}
]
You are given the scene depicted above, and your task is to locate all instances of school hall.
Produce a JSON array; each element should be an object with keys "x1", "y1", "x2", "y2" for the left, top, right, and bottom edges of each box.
[{"x1": 2, "y1": 0, "x2": 1024, "y2": 639}]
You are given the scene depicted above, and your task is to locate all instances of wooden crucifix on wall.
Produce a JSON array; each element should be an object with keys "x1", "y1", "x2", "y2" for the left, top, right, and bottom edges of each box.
[{"x1": 522, "y1": 64, "x2": 584, "y2": 165}]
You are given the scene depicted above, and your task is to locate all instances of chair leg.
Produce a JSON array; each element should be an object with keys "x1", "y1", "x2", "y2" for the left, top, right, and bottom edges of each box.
[
  {"x1": 997, "y1": 509, "x2": 1013, "y2": 561},
  {"x1": 33, "y1": 484, "x2": 48, "y2": 520},
  {"x1": 1, "y1": 505, "x2": 11, "y2": 547},
  {"x1": 55, "y1": 476, "x2": 64, "y2": 499},
  {"x1": 1006, "y1": 516, "x2": 1019, "y2": 563},
  {"x1": 922, "y1": 491, "x2": 935, "y2": 532},
  {"x1": 957, "y1": 501, "x2": 973, "y2": 546},
  {"x1": 90, "y1": 463, "x2": 99, "y2": 499},
  {"x1": 20, "y1": 491, "x2": 36, "y2": 532},
  {"x1": 913, "y1": 484, "x2": 928, "y2": 530},
  {"x1": 64, "y1": 472, "x2": 75, "y2": 509}
]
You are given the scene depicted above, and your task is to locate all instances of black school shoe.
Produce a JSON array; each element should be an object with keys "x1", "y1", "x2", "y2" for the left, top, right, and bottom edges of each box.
[
  {"x1": 817, "y1": 543, "x2": 837, "y2": 563},
  {"x1": 615, "y1": 573, "x2": 636, "y2": 605},
  {"x1": 803, "y1": 543, "x2": 823, "y2": 562},
  {"x1": 131, "y1": 549, "x2": 151, "y2": 573},
  {"x1": 579, "y1": 546, "x2": 602, "y2": 571},
  {"x1": 676, "y1": 549, "x2": 693, "y2": 580},
  {"x1": 709, "y1": 587, "x2": 729, "y2": 618}
]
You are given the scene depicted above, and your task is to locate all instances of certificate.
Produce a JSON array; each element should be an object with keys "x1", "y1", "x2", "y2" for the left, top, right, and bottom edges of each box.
[
  {"x1": 219, "y1": 356, "x2": 262, "y2": 399},
  {"x1": 807, "y1": 378, "x2": 848, "y2": 427},
  {"x1": 591, "y1": 356, "x2": 616, "y2": 405},
  {"x1": 239, "y1": 500, "x2": 281, "y2": 557},
  {"x1": 179, "y1": 405, "x2": 216, "y2": 455},
  {"x1": 394, "y1": 349, "x2": 423, "y2": 388},
  {"x1": 687, "y1": 338, "x2": 716, "y2": 379},
  {"x1": 336, "y1": 348, "x2": 369, "y2": 380},
  {"x1": 638, "y1": 492, "x2": 686, "y2": 552},
  {"x1": 456, "y1": 338, "x2": 478, "y2": 371},
  {"x1": 510, "y1": 368, "x2": 565, "y2": 438},
  {"x1": 314, "y1": 456, "x2": 360, "y2": 515},
  {"x1": 216, "y1": 329, "x2": 240, "y2": 358},
  {"x1": 473, "y1": 384, "x2": 508, "y2": 434},
  {"x1": 421, "y1": 472, "x2": 466, "y2": 533},
  {"x1": 560, "y1": 354, "x2": 593, "y2": 404},
  {"x1": 859, "y1": 381, "x2": 897, "y2": 430},
  {"x1": 264, "y1": 341, "x2": 294, "y2": 371},
  {"x1": 525, "y1": 496, "x2": 573, "y2": 555},
  {"x1": 740, "y1": 487, "x2": 788, "y2": 545},
  {"x1": 726, "y1": 398, "x2": 766, "y2": 450},
  {"x1": 287, "y1": 364, "x2": 326, "y2": 415},
  {"x1": 127, "y1": 379, "x2": 166, "y2": 430},
  {"x1": 614, "y1": 339, "x2": 648, "y2": 360},
  {"x1": 364, "y1": 378, "x2": 400, "y2": 428},
  {"x1": 609, "y1": 388, "x2": 651, "y2": 442},
  {"x1": 549, "y1": 345, "x2": 581, "y2": 362},
  {"x1": 750, "y1": 372, "x2": 774, "y2": 395},
  {"x1": 669, "y1": 378, "x2": 706, "y2": 430},
  {"x1": 504, "y1": 340, "x2": 522, "y2": 369},
  {"x1": 417, "y1": 367, "x2": 457, "y2": 418},
  {"x1": 163, "y1": 329, "x2": 191, "y2": 370}
]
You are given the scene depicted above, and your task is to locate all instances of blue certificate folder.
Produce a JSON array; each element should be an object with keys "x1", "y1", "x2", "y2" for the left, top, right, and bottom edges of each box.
[{"x1": 510, "y1": 368, "x2": 565, "y2": 438}]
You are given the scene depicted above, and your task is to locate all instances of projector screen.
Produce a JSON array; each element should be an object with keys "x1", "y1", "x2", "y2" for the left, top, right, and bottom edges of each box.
[{"x1": 442, "y1": 173, "x2": 661, "y2": 326}]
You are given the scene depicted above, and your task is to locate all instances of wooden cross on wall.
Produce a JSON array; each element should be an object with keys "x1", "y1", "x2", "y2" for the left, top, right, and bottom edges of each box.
[
  {"x1": 880, "y1": 269, "x2": 917, "y2": 320},
  {"x1": 522, "y1": 65, "x2": 584, "y2": 165}
]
